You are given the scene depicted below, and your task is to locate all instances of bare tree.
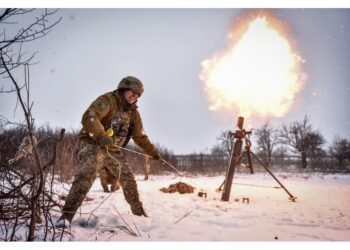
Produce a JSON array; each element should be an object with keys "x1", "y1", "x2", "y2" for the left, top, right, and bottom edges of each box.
[
  {"x1": 307, "y1": 131, "x2": 326, "y2": 159},
  {"x1": 279, "y1": 115, "x2": 326, "y2": 169},
  {"x1": 0, "y1": 8, "x2": 64, "y2": 241},
  {"x1": 254, "y1": 123, "x2": 279, "y2": 165},
  {"x1": 0, "y1": 9, "x2": 61, "y2": 78},
  {"x1": 329, "y1": 135, "x2": 350, "y2": 169},
  {"x1": 210, "y1": 130, "x2": 232, "y2": 157}
]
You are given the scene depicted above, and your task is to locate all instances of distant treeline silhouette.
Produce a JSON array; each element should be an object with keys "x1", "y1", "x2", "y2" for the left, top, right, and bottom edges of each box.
[{"x1": 1, "y1": 120, "x2": 349, "y2": 184}]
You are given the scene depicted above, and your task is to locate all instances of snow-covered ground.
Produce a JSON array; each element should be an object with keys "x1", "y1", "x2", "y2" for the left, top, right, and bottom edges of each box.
[{"x1": 48, "y1": 172, "x2": 350, "y2": 241}]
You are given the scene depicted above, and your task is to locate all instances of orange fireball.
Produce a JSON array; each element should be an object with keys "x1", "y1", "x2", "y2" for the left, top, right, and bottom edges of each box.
[{"x1": 200, "y1": 11, "x2": 306, "y2": 118}]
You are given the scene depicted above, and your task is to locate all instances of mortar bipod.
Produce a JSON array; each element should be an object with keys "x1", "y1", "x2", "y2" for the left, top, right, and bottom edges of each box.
[{"x1": 218, "y1": 125, "x2": 297, "y2": 202}]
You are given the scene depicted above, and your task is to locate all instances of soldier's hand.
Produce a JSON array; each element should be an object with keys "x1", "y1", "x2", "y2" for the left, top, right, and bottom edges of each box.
[{"x1": 98, "y1": 135, "x2": 113, "y2": 147}]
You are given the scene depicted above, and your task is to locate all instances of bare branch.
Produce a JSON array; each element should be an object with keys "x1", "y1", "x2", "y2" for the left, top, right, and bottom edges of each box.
[
  {"x1": 0, "y1": 9, "x2": 62, "y2": 51},
  {"x1": 0, "y1": 8, "x2": 61, "y2": 74},
  {"x1": 278, "y1": 115, "x2": 325, "y2": 168}
]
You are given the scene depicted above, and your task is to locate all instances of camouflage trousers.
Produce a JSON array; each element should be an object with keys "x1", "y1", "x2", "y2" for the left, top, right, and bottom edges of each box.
[{"x1": 62, "y1": 139, "x2": 143, "y2": 222}]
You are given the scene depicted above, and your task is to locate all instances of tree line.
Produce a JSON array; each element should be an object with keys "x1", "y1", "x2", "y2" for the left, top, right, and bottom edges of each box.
[
  {"x1": 1, "y1": 115, "x2": 349, "y2": 184},
  {"x1": 208, "y1": 115, "x2": 350, "y2": 173}
]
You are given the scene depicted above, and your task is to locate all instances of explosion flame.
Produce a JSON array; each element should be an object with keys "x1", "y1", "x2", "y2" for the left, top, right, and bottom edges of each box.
[{"x1": 200, "y1": 11, "x2": 306, "y2": 118}]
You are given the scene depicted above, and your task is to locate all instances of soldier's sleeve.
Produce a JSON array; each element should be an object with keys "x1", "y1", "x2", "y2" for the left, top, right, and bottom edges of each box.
[
  {"x1": 81, "y1": 94, "x2": 111, "y2": 141},
  {"x1": 132, "y1": 110, "x2": 159, "y2": 158}
]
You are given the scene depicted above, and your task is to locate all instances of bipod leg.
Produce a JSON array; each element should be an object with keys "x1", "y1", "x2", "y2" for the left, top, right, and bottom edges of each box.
[
  {"x1": 250, "y1": 151, "x2": 297, "y2": 202},
  {"x1": 217, "y1": 180, "x2": 225, "y2": 191},
  {"x1": 217, "y1": 151, "x2": 246, "y2": 191},
  {"x1": 245, "y1": 147, "x2": 254, "y2": 174},
  {"x1": 244, "y1": 137, "x2": 254, "y2": 174}
]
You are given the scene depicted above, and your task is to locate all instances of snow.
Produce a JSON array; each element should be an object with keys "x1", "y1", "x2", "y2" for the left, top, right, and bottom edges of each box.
[{"x1": 47, "y1": 172, "x2": 350, "y2": 242}]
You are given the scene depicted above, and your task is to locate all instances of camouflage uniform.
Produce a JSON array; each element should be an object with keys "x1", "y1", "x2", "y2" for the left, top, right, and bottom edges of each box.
[{"x1": 62, "y1": 89, "x2": 159, "y2": 222}]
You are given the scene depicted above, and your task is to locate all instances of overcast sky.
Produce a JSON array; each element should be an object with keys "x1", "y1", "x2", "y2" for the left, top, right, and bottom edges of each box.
[{"x1": 1, "y1": 9, "x2": 349, "y2": 154}]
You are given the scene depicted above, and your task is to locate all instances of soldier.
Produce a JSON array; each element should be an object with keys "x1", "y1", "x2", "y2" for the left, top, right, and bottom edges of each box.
[{"x1": 58, "y1": 76, "x2": 161, "y2": 225}]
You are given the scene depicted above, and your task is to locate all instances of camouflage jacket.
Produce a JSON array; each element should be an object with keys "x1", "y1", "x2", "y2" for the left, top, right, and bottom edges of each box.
[{"x1": 78, "y1": 90, "x2": 159, "y2": 157}]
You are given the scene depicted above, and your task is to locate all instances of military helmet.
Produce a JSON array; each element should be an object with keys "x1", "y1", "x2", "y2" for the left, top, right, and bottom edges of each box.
[{"x1": 117, "y1": 76, "x2": 144, "y2": 96}]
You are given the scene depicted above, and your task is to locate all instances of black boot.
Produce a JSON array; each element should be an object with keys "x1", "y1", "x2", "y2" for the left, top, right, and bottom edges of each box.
[{"x1": 131, "y1": 203, "x2": 148, "y2": 217}]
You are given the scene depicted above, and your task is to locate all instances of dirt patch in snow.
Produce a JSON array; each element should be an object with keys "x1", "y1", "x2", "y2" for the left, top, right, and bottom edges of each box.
[{"x1": 160, "y1": 182, "x2": 196, "y2": 194}]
